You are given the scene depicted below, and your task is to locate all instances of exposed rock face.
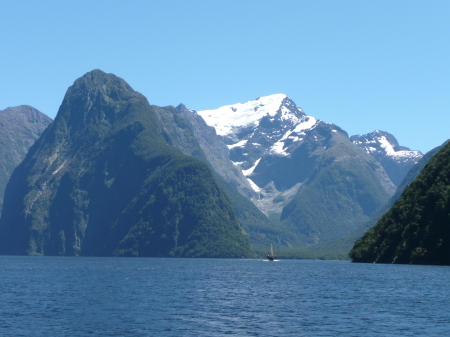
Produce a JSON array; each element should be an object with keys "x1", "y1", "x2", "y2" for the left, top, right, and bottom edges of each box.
[
  {"x1": 177, "y1": 104, "x2": 256, "y2": 198},
  {"x1": 0, "y1": 106, "x2": 52, "y2": 211},
  {"x1": 350, "y1": 130, "x2": 423, "y2": 186},
  {"x1": 198, "y1": 95, "x2": 396, "y2": 245},
  {"x1": 0, "y1": 70, "x2": 254, "y2": 258},
  {"x1": 199, "y1": 95, "x2": 320, "y2": 213}
]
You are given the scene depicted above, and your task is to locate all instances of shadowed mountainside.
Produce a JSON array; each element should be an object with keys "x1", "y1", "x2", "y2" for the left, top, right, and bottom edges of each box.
[
  {"x1": 0, "y1": 70, "x2": 254, "y2": 258},
  {"x1": 0, "y1": 106, "x2": 52, "y2": 212}
]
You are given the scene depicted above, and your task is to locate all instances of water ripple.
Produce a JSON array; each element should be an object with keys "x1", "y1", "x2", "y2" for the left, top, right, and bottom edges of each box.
[{"x1": 1, "y1": 257, "x2": 450, "y2": 336}]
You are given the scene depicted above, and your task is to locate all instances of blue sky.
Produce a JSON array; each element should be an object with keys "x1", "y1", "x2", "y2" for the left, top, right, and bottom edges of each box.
[{"x1": 2, "y1": 0, "x2": 449, "y2": 153}]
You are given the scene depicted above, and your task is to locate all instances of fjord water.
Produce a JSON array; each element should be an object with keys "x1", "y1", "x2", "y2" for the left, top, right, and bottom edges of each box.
[{"x1": 1, "y1": 257, "x2": 449, "y2": 336}]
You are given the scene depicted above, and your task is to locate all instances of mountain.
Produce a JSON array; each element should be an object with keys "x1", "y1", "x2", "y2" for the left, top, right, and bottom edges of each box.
[
  {"x1": 292, "y1": 141, "x2": 448, "y2": 260},
  {"x1": 354, "y1": 140, "x2": 447, "y2": 240},
  {"x1": 198, "y1": 94, "x2": 312, "y2": 203},
  {"x1": 350, "y1": 130, "x2": 423, "y2": 186},
  {"x1": 278, "y1": 130, "x2": 396, "y2": 244},
  {"x1": 0, "y1": 70, "x2": 254, "y2": 258},
  {"x1": 151, "y1": 103, "x2": 296, "y2": 249},
  {"x1": 158, "y1": 103, "x2": 256, "y2": 199},
  {"x1": 198, "y1": 95, "x2": 396, "y2": 245},
  {"x1": 349, "y1": 141, "x2": 450, "y2": 264},
  {"x1": 0, "y1": 106, "x2": 52, "y2": 212}
]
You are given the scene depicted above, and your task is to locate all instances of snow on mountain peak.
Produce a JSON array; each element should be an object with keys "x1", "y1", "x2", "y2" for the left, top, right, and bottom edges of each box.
[
  {"x1": 270, "y1": 116, "x2": 317, "y2": 155},
  {"x1": 351, "y1": 131, "x2": 423, "y2": 161},
  {"x1": 198, "y1": 94, "x2": 289, "y2": 136},
  {"x1": 378, "y1": 135, "x2": 396, "y2": 156}
]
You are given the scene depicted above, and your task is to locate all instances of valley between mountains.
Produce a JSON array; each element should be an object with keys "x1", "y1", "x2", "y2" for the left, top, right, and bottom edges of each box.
[{"x1": 1, "y1": 70, "x2": 449, "y2": 263}]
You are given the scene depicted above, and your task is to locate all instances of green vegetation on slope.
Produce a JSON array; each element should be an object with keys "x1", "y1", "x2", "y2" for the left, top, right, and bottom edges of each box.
[
  {"x1": 281, "y1": 140, "x2": 393, "y2": 245},
  {"x1": 212, "y1": 172, "x2": 300, "y2": 251},
  {"x1": 151, "y1": 103, "x2": 298, "y2": 250},
  {"x1": 0, "y1": 106, "x2": 52, "y2": 212},
  {"x1": 271, "y1": 141, "x2": 449, "y2": 260},
  {"x1": 349, "y1": 141, "x2": 450, "y2": 264},
  {"x1": 112, "y1": 157, "x2": 253, "y2": 258},
  {"x1": 0, "y1": 70, "x2": 254, "y2": 258}
]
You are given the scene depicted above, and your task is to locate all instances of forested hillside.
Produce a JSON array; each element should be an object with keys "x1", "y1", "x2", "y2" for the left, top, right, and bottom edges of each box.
[{"x1": 350, "y1": 141, "x2": 450, "y2": 264}]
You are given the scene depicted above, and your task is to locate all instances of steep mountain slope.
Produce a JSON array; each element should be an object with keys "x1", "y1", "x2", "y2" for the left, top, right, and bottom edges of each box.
[
  {"x1": 198, "y1": 95, "x2": 396, "y2": 245},
  {"x1": 159, "y1": 103, "x2": 256, "y2": 198},
  {"x1": 152, "y1": 103, "x2": 298, "y2": 249},
  {"x1": 0, "y1": 106, "x2": 52, "y2": 211},
  {"x1": 291, "y1": 141, "x2": 448, "y2": 259},
  {"x1": 279, "y1": 130, "x2": 396, "y2": 244},
  {"x1": 351, "y1": 141, "x2": 446, "y2": 242},
  {"x1": 0, "y1": 70, "x2": 254, "y2": 258},
  {"x1": 199, "y1": 94, "x2": 311, "y2": 205},
  {"x1": 349, "y1": 141, "x2": 450, "y2": 264},
  {"x1": 199, "y1": 95, "x2": 318, "y2": 211},
  {"x1": 351, "y1": 130, "x2": 423, "y2": 186}
]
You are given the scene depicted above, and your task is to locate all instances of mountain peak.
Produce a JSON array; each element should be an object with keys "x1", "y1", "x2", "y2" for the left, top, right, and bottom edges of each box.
[
  {"x1": 350, "y1": 130, "x2": 422, "y2": 158},
  {"x1": 0, "y1": 71, "x2": 254, "y2": 258},
  {"x1": 351, "y1": 130, "x2": 423, "y2": 186},
  {"x1": 198, "y1": 94, "x2": 303, "y2": 136},
  {"x1": 70, "y1": 69, "x2": 135, "y2": 97},
  {"x1": 56, "y1": 70, "x2": 142, "y2": 129},
  {"x1": 0, "y1": 105, "x2": 51, "y2": 125},
  {"x1": 0, "y1": 105, "x2": 52, "y2": 212}
]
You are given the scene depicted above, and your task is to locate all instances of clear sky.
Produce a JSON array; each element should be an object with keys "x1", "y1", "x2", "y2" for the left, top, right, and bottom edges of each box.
[{"x1": 2, "y1": 0, "x2": 449, "y2": 153}]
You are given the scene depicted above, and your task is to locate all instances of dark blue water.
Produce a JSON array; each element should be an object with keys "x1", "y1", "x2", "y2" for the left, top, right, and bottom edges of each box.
[{"x1": 1, "y1": 257, "x2": 450, "y2": 336}]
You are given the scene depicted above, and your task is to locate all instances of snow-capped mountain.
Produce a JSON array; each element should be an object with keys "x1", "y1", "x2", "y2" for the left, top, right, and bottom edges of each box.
[
  {"x1": 350, "y1": 130, "x2": 423, "y2": 186},
  {"x1": 198, "y1": 94, "x2": 307, "y2": 137},
  {"x1": 198, "y1": 94, "x2": 396, "y2": 239},
  {"x1": 198, "y1": 94, "x2": 318, "y2": 214},
  {"x1": 198, "y1": 94, "x2": 322, "y2": 196},
  {"x1": 196, "y1": 95, "x2": 424, "y2": 246}
]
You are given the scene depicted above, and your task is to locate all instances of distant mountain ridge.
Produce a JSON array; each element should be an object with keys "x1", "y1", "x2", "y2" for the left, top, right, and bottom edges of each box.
[
  {"x1": 0, "y1": 105, "x2": 52, "y2": 211},
  {"x1": 351, "y1": 130, "x2": 423, "y2": 186},
  {"x1": 173, "y1": 104, "x2": 256, "y2": 199}
]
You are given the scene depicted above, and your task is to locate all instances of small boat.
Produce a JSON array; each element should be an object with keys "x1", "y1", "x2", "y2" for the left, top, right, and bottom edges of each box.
[{"x1": 267, "y1": 244, "x2": 276, "y2": 261}]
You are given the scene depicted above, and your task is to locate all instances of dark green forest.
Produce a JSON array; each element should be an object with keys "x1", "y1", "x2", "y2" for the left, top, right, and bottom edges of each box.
[{"x1": 350, "y1": 141, "x2": 450, "y2": 264}]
